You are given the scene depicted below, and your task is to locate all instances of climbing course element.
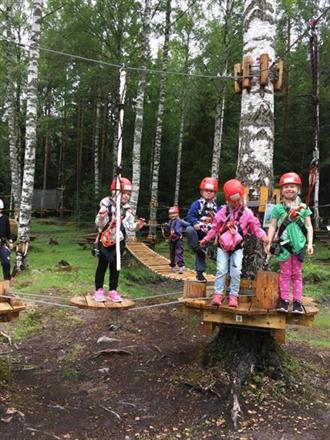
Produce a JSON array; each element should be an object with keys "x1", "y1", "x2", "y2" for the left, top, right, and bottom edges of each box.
[{"x1": 126, "y1": 240, "x2": 215, "y2": 283}]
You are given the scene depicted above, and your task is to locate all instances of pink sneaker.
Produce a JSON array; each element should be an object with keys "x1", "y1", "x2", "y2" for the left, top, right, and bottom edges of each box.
[
  {"x1": 212, "y1": 293, "x2": 223, "y2": 306},
  {"x1": 108, "y1": 290, "x2": 123, "y2": 303},
  {"x1": 94, "y1": 288, "x2": 105, "y2": 302},
  {"x1": 228, "y1": 295, "x2": 238, "y2": 308}
]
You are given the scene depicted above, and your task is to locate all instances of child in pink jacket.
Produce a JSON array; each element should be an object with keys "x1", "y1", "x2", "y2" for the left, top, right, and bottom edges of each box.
[{"x1": 200, "y1": 179, "x2": 268, "y2": 308}]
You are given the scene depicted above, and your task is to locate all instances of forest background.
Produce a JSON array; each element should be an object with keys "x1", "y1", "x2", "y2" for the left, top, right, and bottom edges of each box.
[{"x1": 0, "y1": 0, "x2": 329, "y2": 224}]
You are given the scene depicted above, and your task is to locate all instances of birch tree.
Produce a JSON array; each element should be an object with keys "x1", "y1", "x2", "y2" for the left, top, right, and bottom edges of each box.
[
  {"x1": 236, "y1": 0, "x2": 276, "y2": 278},
  {"x1": 16, "y1": 0, "x2": 44, "y2": 271},
  {"x1": 148, "y1": 0, "x2": 172, "y2": 240},
  {"x1": 4, "y1": 4, "x2": 21, "y2": 213},
  {"x1": 211, "y1": 0, "x2": 233, "y2": 179},
  {"x1": 130, "y1": 0, "x2": 151, "y2": 215}
]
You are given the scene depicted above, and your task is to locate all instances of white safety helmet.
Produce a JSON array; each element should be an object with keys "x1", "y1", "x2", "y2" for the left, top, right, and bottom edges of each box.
[{"x1": 0, "y1": 199, "x2": 4, "y2": 210}]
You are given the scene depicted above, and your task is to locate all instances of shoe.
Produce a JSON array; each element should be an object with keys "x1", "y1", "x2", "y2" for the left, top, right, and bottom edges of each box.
[
  {"x1": 196, "y1": 272, "x2": 207, "y2": 282},
  {"x1": 178, "y1": 266, "x2": 185, "y2": 274},
  {"x1": 277, "y1": 299, "x2": 289, "y2": 313},
  {"x1": 108, "y1": 290, "x2": 123, "y2": 303},
  {"x1": 212, "y1": 293, "x2": 223, "y2": 306},
  {"x1": 94, "y1": 288, "x2": 106, "y2": 302},
  {"x1": 228, "y1": 295, "x2": 238, "y2": 308},
  {"x1": 170, "y1": 266, "x2": 177, "y2": 273},
  {"x1": 292, "y1": 300, "x2": 304, "y2": 314}
]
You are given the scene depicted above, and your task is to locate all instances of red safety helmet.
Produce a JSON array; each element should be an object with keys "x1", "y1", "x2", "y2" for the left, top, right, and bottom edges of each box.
[
  {"x1": 110, "y1": 177, "x2": 133, "y2": 192},
  {"x1": 279, "y1": 172, "x2": 301, "y2": 187},
  {"x1": 223, "y1": 179, "x2": 244, "y2": 201},
  {"x1": 199, "y1": 177, "x2": 219, "y2": 192},
  {"x1": 168, "y1": 206, "x2": 180, "y2": 215}
]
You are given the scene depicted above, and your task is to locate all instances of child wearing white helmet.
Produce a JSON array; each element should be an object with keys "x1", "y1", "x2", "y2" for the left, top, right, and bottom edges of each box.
[
  {"x1": 93, "y1": 178, "x2": 145, "y2": 303},
  {"x1": 266, "y1": 172, "x2": 314, "y2": 314},
  {"x1": 0, "y1": 199, "x2": 13, "y2": 280}
]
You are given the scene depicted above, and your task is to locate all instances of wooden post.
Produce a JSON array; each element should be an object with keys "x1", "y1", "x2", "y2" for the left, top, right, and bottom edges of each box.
[
  {"x1": 242, "y1": 56, "x2": 253, "y2": 90},
  {"x1": 260, "y1": 53, "x2": 269, "y2": 86},
  {"x1": 258, "y1": 186, "x2": 269, "y2": 212},
  {"x1": 273, "y1": 60, "x2": 283, "y2": 91},
  {"x1": 183, "y1": 280, "x2": 207, "y2": 299},
  {"x1": 201, "y1": 321, "x2": 215, "y2": 336},
  {"x1": 271, "y1": 329, "x2": 286, "y2": 344},
  {"x1": 252, "y1": 271, "x2": 279, "y2": 310}
]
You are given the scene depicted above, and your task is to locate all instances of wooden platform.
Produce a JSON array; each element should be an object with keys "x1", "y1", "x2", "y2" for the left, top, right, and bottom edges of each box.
[
  {"x1": 182, "y1": 272, "x2": 319, "y2": 344},
  {"x1": 70, "y1": 294, "x2": 135, "y2": 309},
  {"x1": 126, "y1": 240, "x2": 215, "y2": 284},
  {"x1": 0, "y1": 280, "x2": 26, "y2": 321}
]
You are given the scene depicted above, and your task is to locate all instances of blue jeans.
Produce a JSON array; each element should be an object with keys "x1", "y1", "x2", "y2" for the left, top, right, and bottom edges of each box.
[
  {"x1": 185, "y1": 225, "x2": 206, "y2": 273},
  {"x1": 214, "y1": 248, "x2": 243, "y2": 296}
]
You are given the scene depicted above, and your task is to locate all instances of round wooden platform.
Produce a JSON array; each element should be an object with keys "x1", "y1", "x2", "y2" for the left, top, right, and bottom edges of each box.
[{"x1": 70, "y1": 294, "x2": 135, "y2": 309}]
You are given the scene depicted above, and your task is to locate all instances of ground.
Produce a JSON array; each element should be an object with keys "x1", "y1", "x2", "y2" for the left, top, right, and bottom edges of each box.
[{"x1": 0, "y1": 287, "x2": 329, "y2": 440}]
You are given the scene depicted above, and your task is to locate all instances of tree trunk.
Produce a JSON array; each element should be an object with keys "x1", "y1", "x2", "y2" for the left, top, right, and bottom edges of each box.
[
  {"x1": 148, "y1": 0, "x2": 172, "y2": 240},
  {"x1": 16, "y1": 0, "x2": 44, "y2": 272},
  {"x1": 76, "y1": 98, "x2": 84, "y2": 221},
  {"x1": 4, "y1": 4, "x2": 21, "y2": 214},
  {"x1": 41, "y1": 85, "x2": 52, "y2": 210},
  {"x1": 211, "y1": 0, "x2": 233, "y2": 180},
  {"x1": 130, "y1": 0, "x2": 151, "y2": 216},
  {"x1": 214, "y1": 0, "x2": 281, "y2": 427},
  {"x1": 94, "y1": 97, "x2": 101, "y2": 202},
  {"x1": 236, "y1": 0, "x2": 275, "y2": 278}
]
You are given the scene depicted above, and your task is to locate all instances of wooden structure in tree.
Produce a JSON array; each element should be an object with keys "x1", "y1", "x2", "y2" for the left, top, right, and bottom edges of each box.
[
  {"x1": 182, "y1": 272, "x2": 319, "y2": 344},
  {"x1": 70, "y1": 294, "x2": 135, "y2": 309},
  {"x1": 126, "y1": 240, "x2": 215, "y2": 284},
  {"x1": 0, "y1": 280, "x2": 26, "y2": 321}
]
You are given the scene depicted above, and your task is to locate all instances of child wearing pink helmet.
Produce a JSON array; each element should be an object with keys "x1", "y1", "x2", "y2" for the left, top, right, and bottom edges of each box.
[
  {"x1": 200, "y1": 179, "x2": 268, "y2": 308},
  {"x1": 93, "y1": 177, "x2": 145, "y2": 302},
  {"x1": 266, "y1": 172, "x2": 314, "y2": 313}
]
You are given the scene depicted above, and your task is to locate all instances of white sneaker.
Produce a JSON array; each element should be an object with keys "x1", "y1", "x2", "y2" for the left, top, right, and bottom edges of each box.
[{"x1": 179, "y1": 266, "x2": 185, "y2": 274}]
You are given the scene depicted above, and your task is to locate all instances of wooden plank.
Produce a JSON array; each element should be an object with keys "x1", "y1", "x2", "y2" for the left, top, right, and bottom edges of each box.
[
  {"x1": 286, "y1": 314, "x2": 315, "y2": 327},
  {"x1": 203, "y1": 311, "x2": 286, "y2": 330},
  {"x1": 258, "y1": 186, "x2": 269, "y2": 212},
  {"x1": 201, "y1": 321, "x2": 215, "y2": 336},
  {"x1": 70, "y1": 295, "x2": 135, "y2": 310},
  {"x1": 183, "y1": 280, "x2": 207, "y2": 298},
  {"x1": 0, "y1": 302, "x2": 13, "y2": 314},
  {"x1": 252, "y1": 271, "x2": 279, "y2": 310}
]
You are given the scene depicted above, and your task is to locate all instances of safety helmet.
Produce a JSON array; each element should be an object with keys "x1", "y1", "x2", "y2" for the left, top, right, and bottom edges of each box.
[
  {"x1": 110, "y1": 177, "x2": 133, "y2": 192},
  {"x1": 279, "y1": 172, "x2": 301, "y2": 187},
  {"x1": 223, "y1": 179, "x2": 244, "y2": 201},
  {"x1": 199, "y1": 177, "x2": 218, "y2": 192},
  {"x1": 168, "y1": 206, "x2": 179, "y2": 215},
  {"x1": 0, "y1": 199, "x2": 3, "y2": 209}
]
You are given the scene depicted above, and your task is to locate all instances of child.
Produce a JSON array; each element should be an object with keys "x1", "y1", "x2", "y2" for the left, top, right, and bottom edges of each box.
[
  {"x1": 93, "y1": 178, "x2": 145, "y2": 302},
  {"x1": 164, "y1": 206, "x2": 190, "y2": 274},
  {"x1": 185, "y1": 177, "x2": 218, "y2": 282},
  {"x1": 266, "y1": 172, "x2": 313, "y2": 314},
  {"x1": 200, "y1": 179, "x2": 268, "y2": 308},
  {"x1": 0, "y1": 199, "x2": 13, "y2": 281}
]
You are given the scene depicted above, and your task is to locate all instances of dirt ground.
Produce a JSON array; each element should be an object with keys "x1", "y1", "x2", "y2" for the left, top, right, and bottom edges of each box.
[{"x1": 0, "y1": 292, "x2": 330, "y2": 440}]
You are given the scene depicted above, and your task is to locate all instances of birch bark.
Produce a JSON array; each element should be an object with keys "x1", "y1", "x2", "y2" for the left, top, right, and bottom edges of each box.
[
  {"x1": 148, "y1": 0, "x2": 172, "y2": 239},
  {"x1": 236, "y1": 0, "x2": 276, "y2": 278},
  {"x1": 4, "y1": 4, "x2": 21, "y2": 213},
  {"x1": 16, "y1": 0, "x2": 44, "y2": 271},
  {"x1": 130, "y1": 0, "x2": 151, "y2": 216}
]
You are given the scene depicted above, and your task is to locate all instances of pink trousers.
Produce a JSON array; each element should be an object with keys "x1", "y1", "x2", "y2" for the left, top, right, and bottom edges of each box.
[{"x1": 279, "y1": 255, "x2": 303, "y2": 302}]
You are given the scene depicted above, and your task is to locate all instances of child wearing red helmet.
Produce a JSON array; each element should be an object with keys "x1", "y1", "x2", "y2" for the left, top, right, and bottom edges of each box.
[
  {"x1": 186, "y1": 177, "x2": 219, "y2": 281},
  {"x1": 266, "y1": 172, "x2": 314, "y2": 314},
  {"x1": 200, "y1": 179, "x2": 268, "y2": 308},
  {"x1": 163, "y1": 206, "x2": 190, "y2": 274},
  {"x1": 93, "y1": 177, "x2": 145, "y2": 302}
]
